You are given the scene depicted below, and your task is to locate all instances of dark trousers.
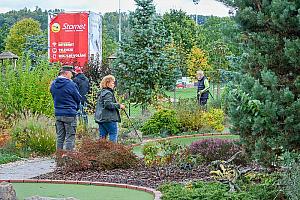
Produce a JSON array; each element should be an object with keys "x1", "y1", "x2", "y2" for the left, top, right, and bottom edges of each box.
[
  {"x1": 197, "y1": 94, "x2": 208, "y2": 106},
  {"x1": 55, "y1": 116, "x2": 77, "y2": 150},
  {"x1": 78, "y1": 101, "x2": 88, "y2": 125}
]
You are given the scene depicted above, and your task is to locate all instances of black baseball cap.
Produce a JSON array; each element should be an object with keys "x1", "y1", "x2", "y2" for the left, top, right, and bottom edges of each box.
[{"x1": 60, "y1": 65, "x2": 75, "y2": 72}]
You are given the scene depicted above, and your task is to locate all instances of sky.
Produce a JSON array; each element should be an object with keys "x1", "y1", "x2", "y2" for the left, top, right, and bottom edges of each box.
[{"x1": 0, "y1": 0, "x2": 230, "y2": 17}]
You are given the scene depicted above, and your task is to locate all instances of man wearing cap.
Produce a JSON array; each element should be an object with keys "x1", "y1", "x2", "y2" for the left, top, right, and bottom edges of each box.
[
  {"x1": 73, "y1": 67, "x2": 90, "y2": 125},
  {"x1": 50, "y1": 66, "x2": 81, "y2": 150}
]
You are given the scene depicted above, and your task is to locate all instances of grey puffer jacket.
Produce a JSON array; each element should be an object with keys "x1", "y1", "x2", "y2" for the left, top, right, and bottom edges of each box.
[{"x1": 94, "y1": 88, "x2": 121, "y2": 123}]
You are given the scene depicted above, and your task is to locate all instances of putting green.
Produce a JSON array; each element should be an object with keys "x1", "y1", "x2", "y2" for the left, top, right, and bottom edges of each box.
[
  {"x1": 12, "y1": 183, "x2": 154, "y2": 200},
  {"x1": 132, "y1": 134, "x2": 239, "y2": 157}
]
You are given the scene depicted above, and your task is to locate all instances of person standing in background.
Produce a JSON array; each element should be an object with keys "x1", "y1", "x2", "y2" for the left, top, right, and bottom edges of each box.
[
  {"x1": 197, "y1": 70, "x2": 210, "y2": 106},
  {"x1": 73, "y1": 66, "x2": 90, "y2": 125}
]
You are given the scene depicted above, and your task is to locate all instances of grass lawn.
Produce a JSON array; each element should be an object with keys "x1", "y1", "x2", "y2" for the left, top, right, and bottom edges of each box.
[
  {"x1": 13, "y1": 183, "x2": 154, "y2": 200},
  {"x1": 132, "y1": 134, "x2": 239, "y2": 157},
  {"x1": 166, "y1": 87, "x2": 197, "y2": 99}
]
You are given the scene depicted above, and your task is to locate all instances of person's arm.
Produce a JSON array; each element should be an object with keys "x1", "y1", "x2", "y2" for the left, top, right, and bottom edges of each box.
[{"x1": 103, "y1": 92, "x2": 120, "y2": 110}]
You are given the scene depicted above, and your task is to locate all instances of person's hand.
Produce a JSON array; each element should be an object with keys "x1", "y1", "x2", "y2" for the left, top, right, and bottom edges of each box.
[{"x1": 120, "y1": 104, "x2": 126, "y2": 110}]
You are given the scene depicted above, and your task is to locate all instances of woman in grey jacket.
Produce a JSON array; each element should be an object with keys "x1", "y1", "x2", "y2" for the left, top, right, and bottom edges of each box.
[{"x1": 94, "y1": 75, "x2": 125, "y2": 142}]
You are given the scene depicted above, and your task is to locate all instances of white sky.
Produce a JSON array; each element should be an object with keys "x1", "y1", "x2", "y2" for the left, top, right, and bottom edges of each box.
[{"x1": 0, "y1": 0, "x2": 230, "y2": 17}]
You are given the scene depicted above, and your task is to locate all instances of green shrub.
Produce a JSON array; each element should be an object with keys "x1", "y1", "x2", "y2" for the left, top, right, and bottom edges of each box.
[
  {"x1": 0, "y1": 149, "x2": 20, "y2": 164},
  {"x1": 175, "y1": 99, "x2": 225, "y2": 132},
  {"x1": 281, "y1": 152, "x2": 300, "y2": 200},
  {"x1": 159, "y1": 179, "x2": 280, "y2": 200},
  {"x1": 142, "y1": 141, "x2": 184, "y2": 167},
  {"x1": 141, "y1": 109, "x2": 180, "y2": 136},
  {"x1": 0, "y1": 57, "x2": 58, "y2": 116},
  {"x1": 11, "y1": 113, "x2": 56, "y2": 156},
  {"x1": 282, "y1": 163, "x2": 300, "y2": 200}
]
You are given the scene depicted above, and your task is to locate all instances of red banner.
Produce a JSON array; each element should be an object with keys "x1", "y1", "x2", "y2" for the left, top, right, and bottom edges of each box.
[{"x1": 49, "y1": 13, "x2": 89, "y2": 67}]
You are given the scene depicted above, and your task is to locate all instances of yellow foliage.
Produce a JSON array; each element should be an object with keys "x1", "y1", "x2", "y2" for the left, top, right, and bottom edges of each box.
[
  {"x1": 186, "y1": 47, "x2": 212, "y2": 79},
  {"x1": 177, "y1": 108, "x2": 224, "y2": 132}
]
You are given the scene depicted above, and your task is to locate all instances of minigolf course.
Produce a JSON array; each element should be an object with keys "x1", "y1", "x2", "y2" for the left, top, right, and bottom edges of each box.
[{"x1": 12, "y1": 182, "x2": 154, "y2": 200}]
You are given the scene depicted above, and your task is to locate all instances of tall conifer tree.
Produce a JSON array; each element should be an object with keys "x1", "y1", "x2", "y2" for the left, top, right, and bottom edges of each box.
[
  {"x1": 114, "y1": 0, "x2": 180, "y2": 108},
  {"x1": 223, "y1": 0, "x2": 300, "y2": 166}
]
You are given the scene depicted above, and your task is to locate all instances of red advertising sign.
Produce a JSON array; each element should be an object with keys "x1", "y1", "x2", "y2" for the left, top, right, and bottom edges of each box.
[{"x1": 49, "y1": 13, "x2": 89, "y2": 67}]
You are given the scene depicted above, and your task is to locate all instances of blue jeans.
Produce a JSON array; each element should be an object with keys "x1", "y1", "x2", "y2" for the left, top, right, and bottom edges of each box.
[
  {"x1": 98, "y1": 122, "x2": 118, "y2": 143},
  {"x1": 55, "y1": 116, "x2": 77, "y2": 150}
]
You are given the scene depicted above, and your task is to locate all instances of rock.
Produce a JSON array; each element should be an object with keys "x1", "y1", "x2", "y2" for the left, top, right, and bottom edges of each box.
[
  {"x1": 0, "y1": 182, "x2": 17, "y2": 200},
  {"x1": 25, "y1": 196, "x2": 79, "y2": 200}
]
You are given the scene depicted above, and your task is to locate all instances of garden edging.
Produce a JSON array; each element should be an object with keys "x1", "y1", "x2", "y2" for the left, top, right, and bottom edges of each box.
[{"x1": 0, "y1": 179, "x2": 162, "y2": 200}]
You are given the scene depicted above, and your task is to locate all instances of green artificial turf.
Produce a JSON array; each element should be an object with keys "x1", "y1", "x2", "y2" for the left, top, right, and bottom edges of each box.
[
  {"x1": 13, "y1": 183, "x2": 154, "y2": 200},
  {"x1": 132, "y1": 134, "x2": 239, "y2": 157}
]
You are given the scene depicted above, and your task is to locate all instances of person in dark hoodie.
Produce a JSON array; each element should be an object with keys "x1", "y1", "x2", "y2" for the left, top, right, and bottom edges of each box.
[
  {"x1": 94, "y1": 75, "x2": 125, "y2": 143},
  {"x1": 50, "y1": 66, "x2": 81, "y2": 150},
  {"x1": 197, "y1": 70, "x2": 210, "y2": 106},
  {"x1": 73, "y1": 66, "x2": 90, "y2": 124}
]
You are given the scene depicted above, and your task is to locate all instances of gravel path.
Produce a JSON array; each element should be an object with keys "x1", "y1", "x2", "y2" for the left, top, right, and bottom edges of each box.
[{"x1": 0, "y1": 157, "x2": 56, "y2": 180}]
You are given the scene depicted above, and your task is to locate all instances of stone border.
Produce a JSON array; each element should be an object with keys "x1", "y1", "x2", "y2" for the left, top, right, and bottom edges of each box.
[
  {"x1": 130, "y1": 132, "x2": 232, "y2": 147},
  {"x1": 0, "y1": 179, "x2": 162, "y2": 200}
]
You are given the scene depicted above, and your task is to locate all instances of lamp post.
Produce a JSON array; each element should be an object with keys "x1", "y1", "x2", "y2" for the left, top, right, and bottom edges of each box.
[
  {"x1": 193, "y1": 0, "x2": 200, "y2": 25},
  {"x1": 118, "y1": 0, "x2": 121, "y2": 42}
]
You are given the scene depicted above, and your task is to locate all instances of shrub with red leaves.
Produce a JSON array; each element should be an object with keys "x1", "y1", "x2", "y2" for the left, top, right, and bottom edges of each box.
[
  {"x1": 55, "y1": 139, "x2": 138, "y2": 172},
  {"x1": 56, "y1": 150, "x2": 91, "y2": 172}
]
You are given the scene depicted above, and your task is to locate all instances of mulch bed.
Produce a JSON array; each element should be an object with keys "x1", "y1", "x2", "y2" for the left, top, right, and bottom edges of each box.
[{"x1": 35, "y1": 164, "x2": 213, "y2": 189}]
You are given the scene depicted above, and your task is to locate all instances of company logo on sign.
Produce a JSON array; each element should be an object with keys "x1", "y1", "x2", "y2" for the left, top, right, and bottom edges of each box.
[
  {"x1": 49, "y1": 13, "x2": 89, "y2": 67},
  {"x1": 62, "y1": 23, "x2": 86, "y2": 32},
  {"x1": 51, "y1": 23, "x2": 61, "y2": 33}
]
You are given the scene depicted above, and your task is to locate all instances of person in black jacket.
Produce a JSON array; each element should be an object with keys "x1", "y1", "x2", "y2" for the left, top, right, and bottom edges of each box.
[
  {"x1": 94, "y1": 75, "x2": 125, "y2": 142},
  {"x1": 197, "y1": 70, "x2": 210, "y2": 106},
  {"x1": 50, "y1": 66, "x2": 81, "y2": 150},
  {"x1": 73, "y1": 67, "x2": 90, "y2": 125}
]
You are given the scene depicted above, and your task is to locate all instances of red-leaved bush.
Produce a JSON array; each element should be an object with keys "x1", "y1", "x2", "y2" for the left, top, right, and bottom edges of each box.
[
  {"x1": 56, "y1": 139, "x2": 138, "y2": 172},
  {"x1": 189, "y1": 138, "x2": 249, "y2": 165}
]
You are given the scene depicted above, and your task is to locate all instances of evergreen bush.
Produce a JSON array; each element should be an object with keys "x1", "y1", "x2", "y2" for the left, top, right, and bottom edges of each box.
[
  {"x1": 224, "y1": 0, "x2": 300, "y2": 166},
  {"x1": 159, "y1": 179, "x2": 280, "y2": 200}
]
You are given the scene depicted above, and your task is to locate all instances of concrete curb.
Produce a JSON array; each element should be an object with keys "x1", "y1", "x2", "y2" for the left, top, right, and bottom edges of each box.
[
  {"x1": 0, "y1": 179, "x2": 162, "y2": 200},
  {"x1": 130, "y1": 132, "x2": 232, "y2": 147}
]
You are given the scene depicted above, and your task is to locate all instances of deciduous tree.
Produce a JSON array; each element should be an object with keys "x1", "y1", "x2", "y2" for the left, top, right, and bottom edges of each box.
[{"x1": 5, "y1": 18, "x2": 42, "y2": 56}]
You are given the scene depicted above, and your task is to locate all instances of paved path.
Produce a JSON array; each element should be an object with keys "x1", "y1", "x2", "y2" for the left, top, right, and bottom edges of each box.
[{"x1": 0, "y1": 158, "x2": 56, "y2": 180}]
